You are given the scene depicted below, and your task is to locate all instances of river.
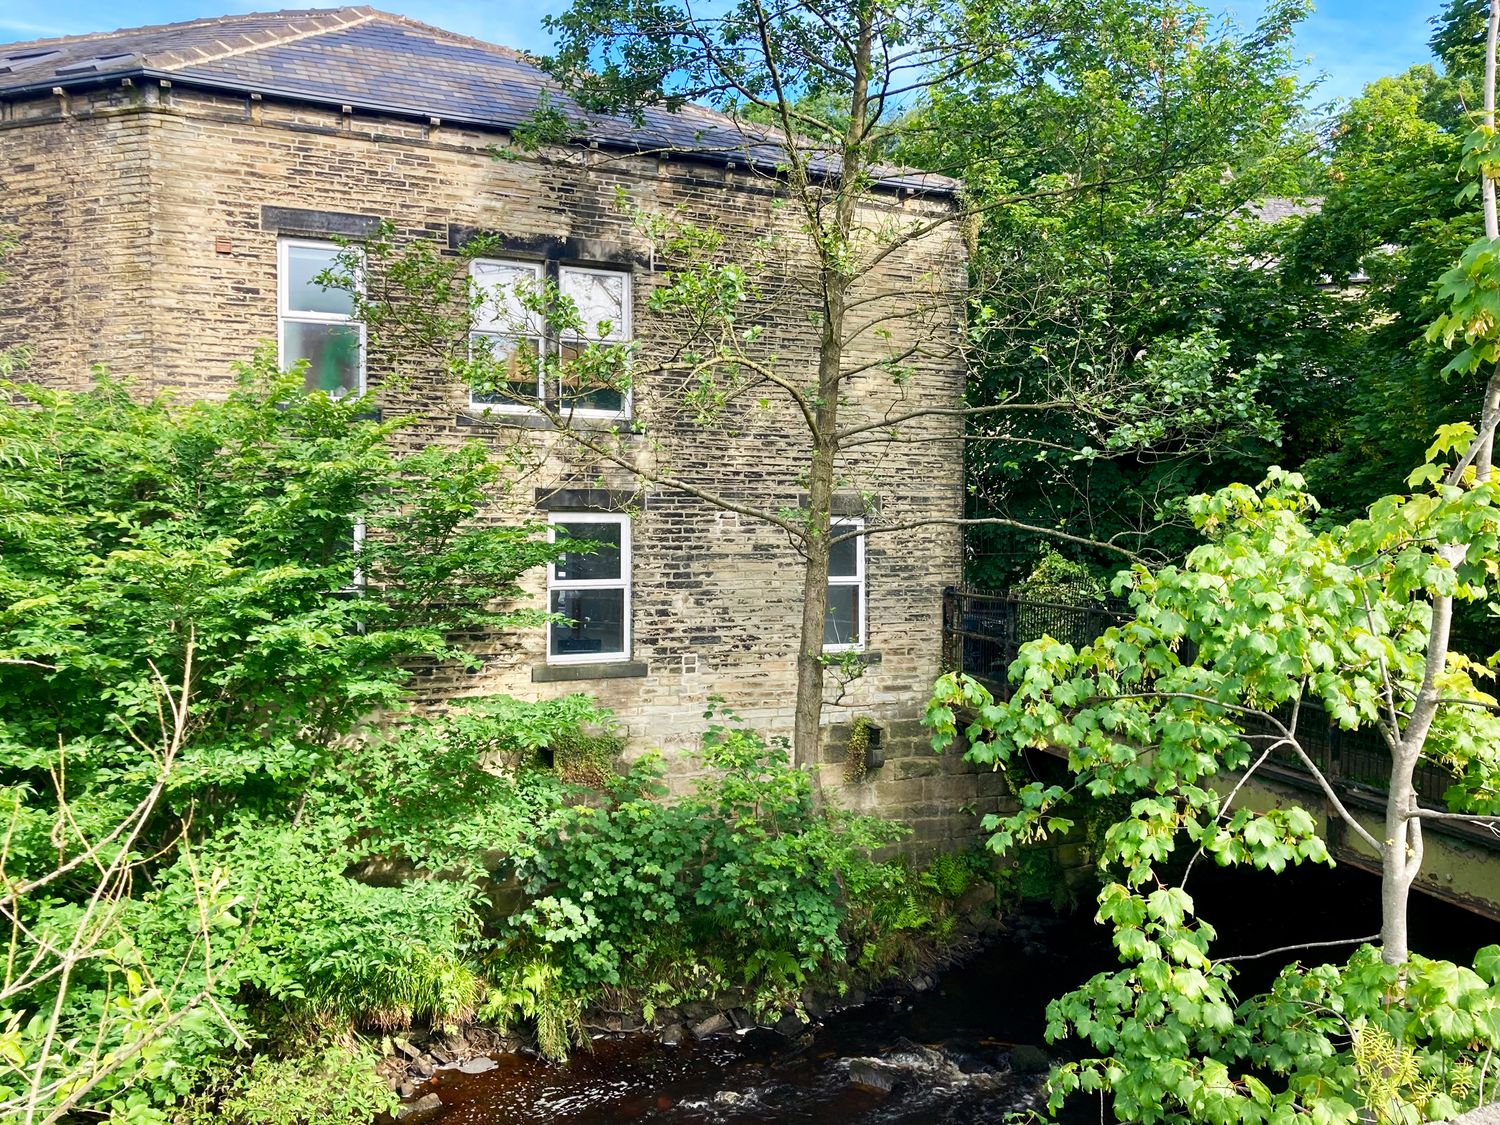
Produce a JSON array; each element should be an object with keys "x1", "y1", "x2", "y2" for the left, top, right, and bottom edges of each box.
[
  {"x1": 422, "y1": 909, "x2": 1112, "y2": 1125},
  {"x1": 420, "y1": 864, "x2": 1499, "y2": 1125}
]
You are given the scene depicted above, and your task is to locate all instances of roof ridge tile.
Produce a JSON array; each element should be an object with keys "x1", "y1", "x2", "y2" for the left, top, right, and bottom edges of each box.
[
  {"x1": 0, "y1": 8, "x2": 348, "y2": 56},
  {"x1": 149, "y1": 8, "x2": 376, "y2": 71}
]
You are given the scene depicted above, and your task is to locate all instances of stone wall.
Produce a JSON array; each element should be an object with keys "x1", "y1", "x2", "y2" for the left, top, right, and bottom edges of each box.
[
  {"x1": 822, "y1": 720, "x2": 1015, "y2": 856},
  {"x1": 0, "y1": 79, "x2": 994, "y2": 846},
  {"x1": 0, "y1": 87, "x2": 157, "y2": 377}
]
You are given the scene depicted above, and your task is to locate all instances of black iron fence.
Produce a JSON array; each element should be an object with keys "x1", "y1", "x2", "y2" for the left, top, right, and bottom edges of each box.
[
  {"x1": 940, "y1": 586, "x2": 1491, "y2": 814},
  {"x1": 940, "y1": 586, "x2": 1129, "y2": 700}
]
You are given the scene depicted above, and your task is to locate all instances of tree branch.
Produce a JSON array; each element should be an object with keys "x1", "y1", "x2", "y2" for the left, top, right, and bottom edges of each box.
[{"x1": 1214, "y1": 934, "x2": 1380, "y2": 965}]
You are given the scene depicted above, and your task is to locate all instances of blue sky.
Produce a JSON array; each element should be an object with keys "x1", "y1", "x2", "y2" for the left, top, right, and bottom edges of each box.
[{"x1": 0, "y1": 0, "x2": 1444, "y2": 106}]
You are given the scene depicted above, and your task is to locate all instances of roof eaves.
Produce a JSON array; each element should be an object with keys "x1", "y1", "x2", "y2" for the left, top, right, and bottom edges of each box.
[
  {"x1": 0, "y1": 63, "x2": 958, "y2": 199},
  {"x1": 1, "y1": 66, "x2": 140, "y2": 93}
]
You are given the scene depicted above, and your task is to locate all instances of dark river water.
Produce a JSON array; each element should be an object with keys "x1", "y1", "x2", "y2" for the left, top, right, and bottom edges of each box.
[
  {"x1": 426, "y1": 909, "x2": 1113, "y2": 1125},
  {"x1": 422, "y1": 864, "x2": 1500, "y2": 1125}
]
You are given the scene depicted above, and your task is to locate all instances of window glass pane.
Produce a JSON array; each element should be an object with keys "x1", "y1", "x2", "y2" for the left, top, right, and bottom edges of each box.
[
  {"x1": 559, "y1": 341, "x2": 627, "y2": 414},
  {"x1": 558, "y1": 384, "x2": 626, "y2": 414},
  {"x1": 470, "y1": 333, "x2": 541, "y2": 405},
  {"x1": 285, "y1": 244, "x2": 354, "y2": 316},
  {"x1": 472, "y1": 260, "x2": 543, "y2": 335},
  {"x1": 284, "y1": 320, "x2": 361, "y2": 395},
  {"x1": 554, "y1": 521, "x2": 622, "y2": 581},
  {"x1": 828, "y1": 532, "x2": 860, "y2": 578},
  {"x1": 551, "y1": 588, "x2": 626, "y2": 657},
  {"x1": 824, "y1": 584, "x2": 861, "y2": 647},
  {"x1": 561, "y1": 269, "x2": 627, "y2": 340}
]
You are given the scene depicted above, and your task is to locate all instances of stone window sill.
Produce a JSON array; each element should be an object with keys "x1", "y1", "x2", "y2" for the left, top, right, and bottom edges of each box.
[
  {"x1": 531, "y1": 660, "x2": 648, "y2": 683},
  {"x1": 458, "y1": 412, "x2": 642, "y2": 434}
]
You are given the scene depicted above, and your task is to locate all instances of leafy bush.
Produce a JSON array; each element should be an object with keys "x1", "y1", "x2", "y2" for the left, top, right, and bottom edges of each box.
[
  {"x1": 182, "y1": 1043, "x2": 397, "y2": 1125},
  {"x1": 456, "y1": 693, "x2": 624, "y2": 783},
  {"x1": 841, "y1": 848, "x2": 993, "y2": 976},
  {"x1": 1046, "y1": 942, "x2": 1500, "y2": 1125},
  {"x1": 495, "y1": 707, "x2": 908, "y2": 1048},
  {"x1": 0, "y1": 365, "x2": 564, "y2": 1122}
]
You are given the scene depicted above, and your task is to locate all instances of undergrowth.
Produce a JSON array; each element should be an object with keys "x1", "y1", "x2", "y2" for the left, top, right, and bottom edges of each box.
[{"x1": 0, "y1": 374, "x2": 997, "y2": 1123}]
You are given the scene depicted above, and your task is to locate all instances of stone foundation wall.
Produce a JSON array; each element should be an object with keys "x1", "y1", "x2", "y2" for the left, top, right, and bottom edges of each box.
[{"x1": 819, "y1": 719, "x2": 1015, "y2": 855}]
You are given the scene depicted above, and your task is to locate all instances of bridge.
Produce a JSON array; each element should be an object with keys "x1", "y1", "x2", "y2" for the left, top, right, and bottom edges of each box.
[{"x1": 940, "y1": 587, "x2": 1500, "y2": 922}]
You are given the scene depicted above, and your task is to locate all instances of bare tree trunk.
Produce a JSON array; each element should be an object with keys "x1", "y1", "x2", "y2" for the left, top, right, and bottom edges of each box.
[
  {"x1": 1479, "y1": 0, "x2": 1500, "y2": 485},
  {"x1": 1486, "y1": 0, "x2": 1499, "y2": 243},
  {"x1": 1376, "y1": 0, "x2": 1500, "y2": 966},
  {"x1": 1379, "y1": 763, "x2": 1415, "y2": 967},
  {"x1": 790, "y1": 7, "x2": 874, "y2": 771},
  {"x1": 793, "y1": 435, "x2": 836, "y2": 769},
  {"x1": 1478, "y1": 369, "x2": 1500, "y2": 482}
]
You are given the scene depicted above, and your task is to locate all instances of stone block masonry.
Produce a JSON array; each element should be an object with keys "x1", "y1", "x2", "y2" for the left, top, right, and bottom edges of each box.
[{"x1": 0, "y1": 73, "x2": 985, "y2": 845}]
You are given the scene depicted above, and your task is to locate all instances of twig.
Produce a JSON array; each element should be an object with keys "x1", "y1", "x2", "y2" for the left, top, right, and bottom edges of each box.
[
  {"x1": 1109, "y1": 691, "x2": 1385, "y2": 854},
  {"x1": 1215, "y1": 933, "x2": 1380, "y2": 965},
  {"x1": 1181, "y1": 744, "x2": 1274, "y2": 888}
]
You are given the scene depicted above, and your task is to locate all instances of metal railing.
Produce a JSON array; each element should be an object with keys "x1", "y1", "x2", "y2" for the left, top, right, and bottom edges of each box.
[
  {"x1": 940, "y1": 586, "x2": 1490, "y2": 816},
  {"x1": 940, "y1": 586, "x2": 1129, "y2": 700}
]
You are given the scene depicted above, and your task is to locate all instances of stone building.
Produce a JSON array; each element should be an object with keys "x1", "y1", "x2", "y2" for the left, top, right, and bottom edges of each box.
[{"x1": 0, "y1": 7, "x2": 1006, "y2": 847}]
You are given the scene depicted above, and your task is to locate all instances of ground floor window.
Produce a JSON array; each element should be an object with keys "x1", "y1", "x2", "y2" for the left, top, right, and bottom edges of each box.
[
  {"x1": 548, "y1": 512, "x2": 631, "y2": 663},
  {"x1": 824, "y1": 518, "x2": 865, "y2": 651}
]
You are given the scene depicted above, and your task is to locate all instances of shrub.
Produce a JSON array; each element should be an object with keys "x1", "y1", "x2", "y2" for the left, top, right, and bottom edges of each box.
[
  {"x1": 183, "y1": 1043, "x2": 397, "y2": 1125},
  {"x1": 0, "y1": 365, "x2": 564, "y2": 1123},
  {"x1": 841, "y1": 848, "x2": 994, "y2": 976},
  {"x1": 491, "y1": 707, "x2": 911, "y2": 1048}
]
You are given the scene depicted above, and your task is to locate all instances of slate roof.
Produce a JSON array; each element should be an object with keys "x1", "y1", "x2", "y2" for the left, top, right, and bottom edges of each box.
[{"x1": 0, "y1": 7, "x2": 953, "y2": 195}]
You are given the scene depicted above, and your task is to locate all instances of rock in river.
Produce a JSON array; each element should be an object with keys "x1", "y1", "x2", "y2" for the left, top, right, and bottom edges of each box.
[
  {"x1": 394, "y1": 1092, "x2": 444, "y2": 1123},
  {"x1": 692, "y1": 1012, "x2": 732, "y2": 1038}
]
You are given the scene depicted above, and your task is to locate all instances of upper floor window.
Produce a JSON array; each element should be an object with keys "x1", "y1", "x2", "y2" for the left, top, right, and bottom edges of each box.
[
  {"x1": 824, "y1": 519, "x2": 865, "y2": 652},
  {"x1": 548, "y1": 512, "x2": 631, "y2": 663},
  {"x1": 279, "y1": 239, "x2": 364, "y2": 396},
  {"x1": 558, "y1": 266, "x2": 630, "y2": 415},
  {"x1": 470, "y1": 260, "x2": 630, "y2": 418},
  {"x1": 469, "y1": 259, "x2": 545, "y2": 410}
]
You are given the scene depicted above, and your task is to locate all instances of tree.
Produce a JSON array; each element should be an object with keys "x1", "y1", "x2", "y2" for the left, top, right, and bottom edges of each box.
[
  {"x1": 1285, "y1": 61, "x2": 1483, "y2": 521},
  {"x1": 926, "y1": 3, "x2": 1500, "y2": 1117},
  {"x1": 349, "y1": 0, "x2": 1321, "y2": 768},
  {"x1": 902, "y1": 0, "x2": 1322, "y2": 583}
]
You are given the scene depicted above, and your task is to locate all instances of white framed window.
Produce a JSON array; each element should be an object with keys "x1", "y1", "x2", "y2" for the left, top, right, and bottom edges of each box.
[
  {"x1": 469, "y1": 259, "x2": 545, "y2": 412},
  {"x1": 559, "y1": 265, "x2": 630, "y2": 416},
  {"x1": 349, "y1": 517, "x2": 366, "y2": 592},
  {"x1": 278, "y1": 238, "x2": 364, "y2": 396},
  {"x1": 468, "y1": 258, "x2": 631, "y2": 418},
  {"x1": 547, "y1": 512, "x2": 631, "y2": 664},
  {"x1": 824, "y1": 518, "x2": 865, "y2": 652}
]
